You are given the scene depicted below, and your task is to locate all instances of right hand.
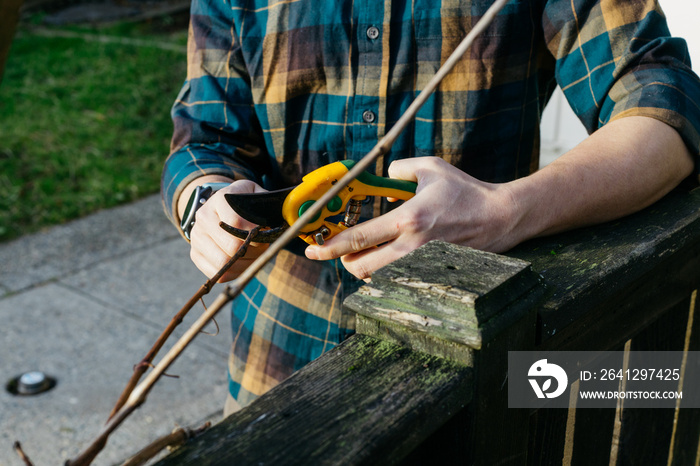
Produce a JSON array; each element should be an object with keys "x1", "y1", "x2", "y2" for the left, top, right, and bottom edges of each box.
[{"x1": 189, "y1": 180, "x2": 270, "y2": 282}]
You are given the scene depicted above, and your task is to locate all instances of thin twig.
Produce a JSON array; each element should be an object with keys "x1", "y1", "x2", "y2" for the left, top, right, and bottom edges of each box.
[
  {"x1": 65, "y1": 2, "x2": 508, "y2": 463},
  {"x1": 65, "y1": 291, "x2": 235, "y2": 466},
  {"x1": 65, "y1": 228, "x2": 259, "y2": 466},
  {"x1": 120, "y1": 422, "x2": 211, "y2": 466},
  {"x1": 13, "y1": 441, "x2": 34, "y2": 466},
  {"x1": 107, "y1": 225, "x2": 261, "y2": 420}
]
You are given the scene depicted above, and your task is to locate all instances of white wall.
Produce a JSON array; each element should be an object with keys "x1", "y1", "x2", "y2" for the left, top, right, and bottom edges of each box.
[
  {"x1": 539, "y1": 0, "x2": 700, "y2": 168},
  {"x1": 662, "y1": 0, "x2": 700, "y2": 67}
]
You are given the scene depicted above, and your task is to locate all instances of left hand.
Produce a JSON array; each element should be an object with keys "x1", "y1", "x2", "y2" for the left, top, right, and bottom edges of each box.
[{"x1": 304, "y1": 157, "x2": 520, "y2": 280}]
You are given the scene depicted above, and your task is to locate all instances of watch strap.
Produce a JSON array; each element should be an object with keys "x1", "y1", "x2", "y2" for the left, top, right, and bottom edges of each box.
[{"x1": 180, "y1": 182, "x2": 230, "y2": 240}]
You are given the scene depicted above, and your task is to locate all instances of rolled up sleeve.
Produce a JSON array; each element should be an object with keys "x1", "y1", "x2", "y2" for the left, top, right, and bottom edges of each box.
[
  {"x1": 543, "y1": 0, "x2": 700, "y2": 178},
  {"x1": 161, "y1": 0, "x2": 270, "y2": 225}
]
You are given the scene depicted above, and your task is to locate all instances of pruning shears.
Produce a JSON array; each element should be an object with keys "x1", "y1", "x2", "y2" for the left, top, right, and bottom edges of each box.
[{"x1": 223, "y1": 160, "x2": 417, "y2": 245}]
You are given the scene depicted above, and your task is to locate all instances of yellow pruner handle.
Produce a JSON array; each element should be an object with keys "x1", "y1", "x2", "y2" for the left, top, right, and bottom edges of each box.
[{"x1": 282, "y1": 160, "x2": 417, "y2": 245}]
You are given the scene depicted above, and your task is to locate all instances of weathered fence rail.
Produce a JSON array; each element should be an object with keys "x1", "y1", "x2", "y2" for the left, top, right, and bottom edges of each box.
[{"x1": 157, "y1": 184, "x2": 700, "y2": 465}]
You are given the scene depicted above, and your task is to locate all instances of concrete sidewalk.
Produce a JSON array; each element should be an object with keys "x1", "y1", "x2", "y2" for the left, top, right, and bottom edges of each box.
[{"x1": 0, "y1": 195, "x2": 231, "y2": 465}]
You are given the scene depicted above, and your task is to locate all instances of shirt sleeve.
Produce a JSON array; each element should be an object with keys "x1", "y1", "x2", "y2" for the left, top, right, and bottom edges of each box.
[
  {"x1": 542, "y1": 0, "x2": 700, "y2": 179},
  {"x1": 161, "y1": 0, "x2": 271, "y2": 225}
]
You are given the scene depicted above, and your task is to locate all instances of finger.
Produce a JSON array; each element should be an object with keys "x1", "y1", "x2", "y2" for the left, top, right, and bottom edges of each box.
[
  {"x1": 339, "y1": 239, "x2": 418, "y2": 280},
  {"x1": 191, "y1": 209, "x2": 242, "y2": 259},
  {"x1": 305, "y1": 211, "x2": 402, "y2": 261},
  {"x1": 191, "y1": 211, "x2": 269, "y2": 276},
  {"x1": 189, "y1": 209, "x2": 251, "y2": 279},
  {"x1": 198, "y1": 191, "x2": 259, "y2": 254},
  {"x1": 190, "y1": 244, "x2": 227, "y2": 279},
  {"x1": 189, "y1": 180, "x2": 271, "y2": 281},
  {"x1": 338, "y1": 246, "x2": 383, "y2": 280},
  {"x1": 190, "y1": 245, "x2": 257, "y2": 282}
]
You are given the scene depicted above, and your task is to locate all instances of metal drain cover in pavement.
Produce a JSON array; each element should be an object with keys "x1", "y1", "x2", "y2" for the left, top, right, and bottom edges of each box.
[{"x1": 6, "y1": 371, "x2": 57, "y2": 395}]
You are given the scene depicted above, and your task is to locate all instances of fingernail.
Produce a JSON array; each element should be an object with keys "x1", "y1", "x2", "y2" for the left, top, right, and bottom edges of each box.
[{"x1": 305, "y1": 246, "x2": 318, "y2": 260}]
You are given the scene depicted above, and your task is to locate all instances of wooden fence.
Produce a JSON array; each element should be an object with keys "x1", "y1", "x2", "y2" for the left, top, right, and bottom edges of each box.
[
  {"x1": 0, "y1": 0, "x2": 23, "y2": 82},
  {"x1": 157, "y1": 183, "x2": 700, "y2": 465}
]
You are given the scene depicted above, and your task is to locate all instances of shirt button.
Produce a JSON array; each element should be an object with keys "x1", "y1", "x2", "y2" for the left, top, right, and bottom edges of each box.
[
  {"x1": 366, "y1": 26, "x2": 380, "y2": 40},
  {"x1": 362, "y1": 110, "x2": 376, "y2": 124}
]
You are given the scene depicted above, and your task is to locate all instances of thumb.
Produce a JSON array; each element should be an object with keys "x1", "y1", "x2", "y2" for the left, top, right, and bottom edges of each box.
[{"x1": 226, "y1": 179, "x2": 268, "y2": 195}]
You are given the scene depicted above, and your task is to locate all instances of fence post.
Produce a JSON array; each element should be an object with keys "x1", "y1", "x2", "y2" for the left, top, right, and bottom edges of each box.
[
  {"x1": 0, "y1": 0, "x2": 23, "y2": 83},
  {"x1": 344, "y1": 240, "x2": 546, "y2": 464},
  {"x1": 155, "y1": 240, "x2": 545, "y2": 465}
]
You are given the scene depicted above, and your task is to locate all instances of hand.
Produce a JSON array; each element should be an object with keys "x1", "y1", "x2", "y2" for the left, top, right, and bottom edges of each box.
[
  {"x1": 189, "y1": 180, "x2": 270, "y2": 282},
  {"x1": 304, "y1": 157, "x2": 519, "y2": 280},
  {"x1": 305, "y1": 118, "x2": 694, "y2": 281}
]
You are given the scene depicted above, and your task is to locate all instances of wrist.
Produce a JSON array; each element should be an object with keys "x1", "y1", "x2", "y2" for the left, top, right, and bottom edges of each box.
[
  {"x1": 489, "y1": 181, "x2": 533, "y2": 252},
  {"x1": 177, "y1": 175, "x2": 234, "y2": 221},
  {"x1": 177, "y1": 176, "x2": 234, "y2": 240}
]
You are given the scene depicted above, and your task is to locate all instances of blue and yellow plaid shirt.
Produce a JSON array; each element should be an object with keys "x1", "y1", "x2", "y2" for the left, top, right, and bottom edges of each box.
[{"x1": 162, "y1": 0, "x2": 700, "y2": 407}]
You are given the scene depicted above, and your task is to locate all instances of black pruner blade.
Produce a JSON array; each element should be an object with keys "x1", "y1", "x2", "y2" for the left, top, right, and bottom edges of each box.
[
  {"x1": 224, "y1": 187, "x2": 295, "y2": 227},
  {"x1": 219, "y1": 221, "x2": 289, "y2": 243}
]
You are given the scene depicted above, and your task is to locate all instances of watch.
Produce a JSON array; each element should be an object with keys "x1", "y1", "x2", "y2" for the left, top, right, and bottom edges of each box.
[{"x1": 180, "y1": 182, "x2": 230, "y2": 240}]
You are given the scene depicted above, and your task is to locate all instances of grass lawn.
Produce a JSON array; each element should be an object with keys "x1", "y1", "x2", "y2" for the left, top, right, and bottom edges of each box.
[{"x1": 0, "y1": 17, "x2": 188, "y2": 242}]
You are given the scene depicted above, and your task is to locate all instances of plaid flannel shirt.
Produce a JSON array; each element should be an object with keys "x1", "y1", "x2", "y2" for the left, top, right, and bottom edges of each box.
[{"x1": 162, "y1": 0, "x2": 700, "y2": 407}]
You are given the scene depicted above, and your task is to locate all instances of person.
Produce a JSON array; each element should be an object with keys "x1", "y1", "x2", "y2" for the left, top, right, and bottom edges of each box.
[{"x1": 162, "y1": 0, "x2": 700, "y2": 414}]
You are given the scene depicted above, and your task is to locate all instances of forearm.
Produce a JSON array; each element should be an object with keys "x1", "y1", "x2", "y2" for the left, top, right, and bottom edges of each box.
[
  {"x1": 303, "y1": 117, "x2": 693, "y2": 279},
  {"x1": 505, "y1": 116, "x2": 695, "y2": 245}
]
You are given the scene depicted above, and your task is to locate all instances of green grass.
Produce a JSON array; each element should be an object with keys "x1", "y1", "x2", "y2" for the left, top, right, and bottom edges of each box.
[{"x1": 0, "y1": 19, "x2": 187, "y2": 242}]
